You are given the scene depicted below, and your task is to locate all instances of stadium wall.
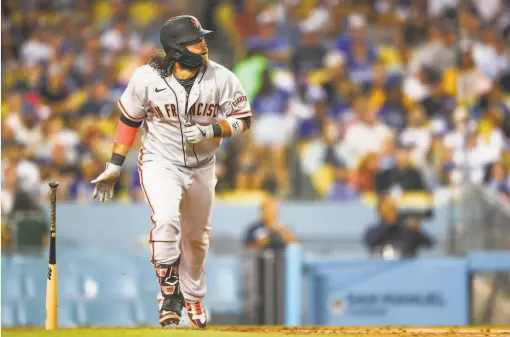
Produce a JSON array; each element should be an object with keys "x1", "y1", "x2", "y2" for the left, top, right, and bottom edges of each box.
[{"x1": 43, "y1": 201, "x2": 450, "y2": 255}]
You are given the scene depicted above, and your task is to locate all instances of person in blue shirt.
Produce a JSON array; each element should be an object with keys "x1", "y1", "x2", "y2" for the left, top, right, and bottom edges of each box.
[
  {"x1": 377, "y1": 77, "x2": 408, "y2": 132},
  {"x1": 251, "y1": 69, "x2": 293, "y2": 195},
  {"x1": 335, "y1": 14, "x2": 378, "y2": 86},
  {"x1": 245, "y1": 17, "x2": 290, "y2": 69}
]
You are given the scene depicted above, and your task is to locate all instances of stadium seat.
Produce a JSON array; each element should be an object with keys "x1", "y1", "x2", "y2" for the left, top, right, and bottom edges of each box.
[
  {"x1": 1, "y1": 300, "x2": 17, "y2": 327},
  {"x1": 16, "y1": 296, "x2": 45, "y2": 326},
  {"x1": 204, "y1": 256, "x2": 242, "y2": 314},
  {"x1": 16, "y1": 296, "x2": 78, "y2": 327},
  {"x1": 23, "y1": 264, "x2": 52, "y2": 299},
  {"x1": 1, "y1": 255, "x2": 10, "y2": 270},
  {"x1": 135, "y1": 292, "x2": 159, "y2": 326},
  {"x1": 134, "y1": 259, "x2": 159, "y2": 294},
  {"x1": 81, "y1": 260, "x2": 139, "y2": 299},
  {"x1": 58, "y1": 266, "x2": 84, "y2": 299},
  {"x1": 83, "y1": 299, "x2": 142, "y2": 327},
  {"x1": 1, "y1": 270, "x2": 23, "y2": 300}
]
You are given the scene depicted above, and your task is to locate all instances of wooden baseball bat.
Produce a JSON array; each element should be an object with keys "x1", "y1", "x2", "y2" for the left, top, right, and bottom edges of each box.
[{"x1": 45, "y1": 181, "x2": 59, "y2": 330}]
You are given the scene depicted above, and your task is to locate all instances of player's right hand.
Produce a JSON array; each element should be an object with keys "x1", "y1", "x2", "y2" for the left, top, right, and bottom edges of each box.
[{"x1": 91, "y1": 162, "x2": 122, "y2": 203}]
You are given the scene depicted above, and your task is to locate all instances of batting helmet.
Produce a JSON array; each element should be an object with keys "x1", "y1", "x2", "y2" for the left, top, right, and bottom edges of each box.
[{"x1": 160, "y1": 15, "x2": 212, "y2": 68}]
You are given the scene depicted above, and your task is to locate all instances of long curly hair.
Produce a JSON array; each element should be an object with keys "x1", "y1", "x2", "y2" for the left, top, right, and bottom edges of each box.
[{"x1": 149, "y1": 49, "x2": 174, "y2": 78}]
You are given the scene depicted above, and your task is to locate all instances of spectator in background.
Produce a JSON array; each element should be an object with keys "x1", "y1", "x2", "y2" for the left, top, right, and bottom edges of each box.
[
  {"x1": 20, "y1": 29, "x2": 51, "y2": 67},
  {"x1": 73, "y1": 35, "x2": 104, "y2": 85},
  {"x1": 478, "y1": 101, "x2": 506, "y2": 163},
  {"x1": 319, "y1": 51, "x2": 353, "y2": 124},
  {"x1": 68, "y1": 156, "x2": 102, "y2": 203},
  {"x1": 408, "y1": 21, "x2": 457, "y2": 75},
  {"x1": 419, "y1": 65, "x2": 455, "y2": 122},
  {"x1": 342, "y1": 95, "x2": 393, "y2": 168},
  {"x1": 234, "y1": 0, "x2": 263, "y2": 42},
  {"x1": 473, "y1": 25, "x2": 510, "y2": 80},
  {"x1": 78, "y1": 81, "x2": 114, "y2": 118},
  {"x1": 486, "y1": 161, "x2": 510, "y2": 200},
  {"x1": 100, "y1": 15, "x2": 141, "y2": 54},
  {"x1": 2, "y1": 164, "x2": 49, "y2": 254},
  {"x1": 251, "y1": 69, "x2": 293, "y2": 196},
  {"x1": 350, "y1": 153, "x2": 379, "y2": 193},
  {"x1": 244, "y1": 195, "x2": 298, "y2": 251},
  {"x1": 301, "y1": 123, "x2": 358, "y2": 200},
  {"x1": 291, "y1": 18, "x2": 327, "y2": 82},
  {"x1": 245, "y1": 13, "x2": 290, "y2": 68},
  {"x1": 376, "y1": 77, "x2": 408, "y2": 132},
  {"x1": 336, "y1": 14, "x2": 379, "y2": 87},
  {"x1": 39, "y1": 69, "x2": 73, "y2": 115},
  {"x1": 375, "y1": 143, "x2": 428, "y2": 196},
  {"x1": 2, "y1": 0, "x2": 509, "y2": 206},
  {"x1": 450, "y1": 128, "x2": 490, "y2": 185},
  {"x1": 236, "y1": 147, "x2": 263, "y2": 191},
  {"x1": 398, "y1": 2, "x2": 430, "y2": 50},
  {"x1": 363, "y1": 194, "x2": 434, "y2": 259},
  {"x1": 400, "y1": 104, "x2": 431, "y2": 166},
  {"x1": 443, "y1": 46, "x2": 492, "y2": 108}
]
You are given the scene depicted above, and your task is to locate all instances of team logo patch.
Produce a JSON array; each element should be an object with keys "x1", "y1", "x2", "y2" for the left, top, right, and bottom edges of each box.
[
  {"x1": 191, "y1": 18, "x2": 200, "y2": 28},
  {"x1": 232, "y1": 91, "x2": 248, "y2": 110}
]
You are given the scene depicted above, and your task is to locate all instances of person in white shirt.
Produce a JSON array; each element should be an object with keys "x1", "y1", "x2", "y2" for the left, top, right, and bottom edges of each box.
[
  {"x1": 341, "y1": 96, "x2": 393, "y2": 168},
  {"x1": 400, "y1": 104, "x2": 431, "y2": 166},
  {"x1": 100, "y1": 16, "x2": 142, "y2": 54}
]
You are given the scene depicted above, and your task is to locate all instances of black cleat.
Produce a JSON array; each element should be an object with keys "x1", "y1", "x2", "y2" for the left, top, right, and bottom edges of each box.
[
  {"x1": 158, "y1": 294, "x2": 185, "y2": 327},
  {"x1": 185, "y1": 300, "x2": 207, "y2": 329},
  {"x1": 155, "y1": 260, "x2": 184, "y2": 327}
]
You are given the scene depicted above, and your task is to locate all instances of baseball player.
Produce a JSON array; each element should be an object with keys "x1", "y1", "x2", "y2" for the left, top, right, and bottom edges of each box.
[{"x1": 91, "y1": 15, "x2": 251, "y2": 329}]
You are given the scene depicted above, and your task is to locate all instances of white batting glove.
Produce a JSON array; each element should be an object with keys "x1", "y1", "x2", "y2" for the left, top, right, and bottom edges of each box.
[
  {"x1": 183, "y1": 123, "x2": 214, "y2": 144},
  {"x1": 91, "y1": 162, "x2": 122, "y2": 203}
]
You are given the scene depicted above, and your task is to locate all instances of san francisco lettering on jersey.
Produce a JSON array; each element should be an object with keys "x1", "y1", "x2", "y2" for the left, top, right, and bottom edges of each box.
[
  {"x1": 189, "y1": 103, "x2": 219, "y2": 117},
  {"x1": 118, "y1": 61, "x2": 251, "y2": 168}
]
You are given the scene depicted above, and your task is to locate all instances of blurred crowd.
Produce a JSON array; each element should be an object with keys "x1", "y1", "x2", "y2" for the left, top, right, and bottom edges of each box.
[
  {"x1": 2, "y1": 0, "x2": 510, "y2": 219},
  {"x1": 226, "y1": 0, "x2": 510, "y2": 202}
]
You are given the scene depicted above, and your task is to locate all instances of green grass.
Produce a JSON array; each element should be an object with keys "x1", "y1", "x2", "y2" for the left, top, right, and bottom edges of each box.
[
  {"x1": 1, "y1": 328, "x2": 262, "y2": 337},
  {"x1": 3, "y1": 327, "x2": 510, "y2": 337}
]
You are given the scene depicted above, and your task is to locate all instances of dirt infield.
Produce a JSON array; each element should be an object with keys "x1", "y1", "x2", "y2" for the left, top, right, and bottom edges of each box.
[{"x1": 209, "y1": 326, "x2": 510, "y2": 336}]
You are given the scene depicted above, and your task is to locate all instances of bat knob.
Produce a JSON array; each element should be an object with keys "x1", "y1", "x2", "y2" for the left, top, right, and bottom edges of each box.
[{"x1": 49, "y1": 181, "x2": 59, "y2": 188}]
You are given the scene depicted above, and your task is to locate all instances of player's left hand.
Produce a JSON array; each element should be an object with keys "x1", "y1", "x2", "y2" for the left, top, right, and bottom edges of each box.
[
  {"x1": 91, "y1": 162, "x2": 121, "y2": 203},
  {"x1": 183, "y1": 123, "x2": 214, "y2": 144}
]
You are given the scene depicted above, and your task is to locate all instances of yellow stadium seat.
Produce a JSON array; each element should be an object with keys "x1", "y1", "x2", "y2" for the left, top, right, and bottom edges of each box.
[
  {"x1": 369, "y1": 88, "x2": 386, "y2": 110},
  {"x1": 216, "y1": 3, "x2": 244, "y2": 59},
  {"x1": 311, "y1": 165, "x2": 335, "y2": 197},
  {"x1": 362, "y1": 191, "x2": 434, "y2": 210},
  {"x1": 443, "y1": 68, "x2": 457, "y2": 97},
  {"x1": 216, "y1": 189, "x2": 269, "y2": 204},
  {"x1": 68, "y1": 90, "x2": 88, "y2": 111},
  {"x1": 378, "y1": 46, "x2": 401, "y2": 66},
  {"x1": 298, "y1": 140, "x2": 312, "y2": 157},
  {"x1": 129, "y1": 1, "x2": 157, "y2": 27},
  {"x1": 98, "y1": 119, "x2": 116, "y2": 135},
  {"x1": 307, "y1": 69, "x2": 331, "y2": 86},
  {"x1": 94, "y1": 0, "x2": 113, "y2": 23}
]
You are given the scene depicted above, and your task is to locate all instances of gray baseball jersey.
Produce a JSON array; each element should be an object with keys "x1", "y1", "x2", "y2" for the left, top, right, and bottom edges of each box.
[{"x1": 118, "y1": 61, "x2": 251, "y2": 168}]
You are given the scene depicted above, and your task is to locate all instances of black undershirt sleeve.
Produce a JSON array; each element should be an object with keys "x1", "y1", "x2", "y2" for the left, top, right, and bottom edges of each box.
[{"x1": 120, "y1": 113, "x2": 143, "y2": 128}]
